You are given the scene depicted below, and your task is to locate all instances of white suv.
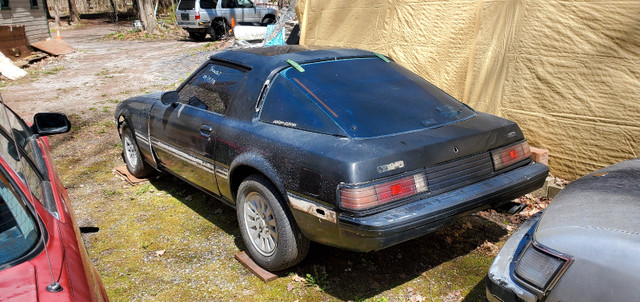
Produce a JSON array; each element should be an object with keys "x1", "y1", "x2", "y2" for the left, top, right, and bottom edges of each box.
[{"x1": 176, "y1": 0, "x2": 277, "y2": 41}]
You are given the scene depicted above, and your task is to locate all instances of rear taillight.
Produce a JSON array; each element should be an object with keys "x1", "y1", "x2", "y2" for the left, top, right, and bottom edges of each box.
[
  {"x1": 491, "y1": 141, "x2": 531, "y2": 170},
  {"x1": 195, "y1": 11, "x2": 200, "y2": 20},
  {"x1": 340, "y1": 172, "x2": 428, "y2": 211}
]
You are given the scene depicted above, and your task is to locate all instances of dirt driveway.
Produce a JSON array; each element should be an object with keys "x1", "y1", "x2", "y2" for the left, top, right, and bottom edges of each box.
[
  {"x1": 3, "y1": 19, "x2": 213, "y2": 119},
  {"x1": 0, "y1": 20, "x2": 541, "y2": 302}
]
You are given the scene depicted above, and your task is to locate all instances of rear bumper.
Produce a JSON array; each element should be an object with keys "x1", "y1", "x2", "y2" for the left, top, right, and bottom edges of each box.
[
  {"x1": 290, "y1": 162, "x2": 548, "y2": 252},
  {"x1": 176, "y1": 21, "x2": 210, "y2": 30},
  {"x1": 486, "y1": 212, "x2": 541, "y2": 302}
]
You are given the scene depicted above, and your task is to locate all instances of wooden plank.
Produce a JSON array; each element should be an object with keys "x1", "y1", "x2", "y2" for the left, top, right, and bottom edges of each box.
[
  {"x1": 114, "y1": 165, "x2": 148, "y2": 185},
  {"x1": 31, "y1": 39, "x2": 74, "y2": 56},
  {"x1": 234, "y1": 251, "x2": 278, "y2": 283},
  {"x1": 0, "y1": 26, "x2": 31, "y2": 59}
]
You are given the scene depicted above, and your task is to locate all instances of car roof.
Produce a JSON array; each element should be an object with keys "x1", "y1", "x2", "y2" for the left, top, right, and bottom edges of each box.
[{"x1": 209, "y1": 45, "x2": 379, "y2": 70}]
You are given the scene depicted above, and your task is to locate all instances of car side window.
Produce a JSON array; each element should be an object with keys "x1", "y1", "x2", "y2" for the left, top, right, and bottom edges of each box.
[
  {"x1": 0, "y1": 132, "x2": 43, "y2": 203},
  {"x1": 0, "y1": 107, "x2": 47, "y2": 175},
  {"x1": 259, "y1": 74, "x2": 345, "y2": 136},
  {"x1": 238, "y1": 0, "x2": 253, "y2": 8},
  {"x1": 200, "y1": 0, "x2": 216, "y2": 9},
  {"x1": 221, "y1": 0, "x2": 237, "y2": 8},
  {"x1": 177, "y1": 63, "x2": 246, "y2": 115},
  {"x1": 0, "y1": 104, "x2": 53, "y2": 217},
  {"x1": 0, "y1": 171, "x2": 40, "y2": 266}
]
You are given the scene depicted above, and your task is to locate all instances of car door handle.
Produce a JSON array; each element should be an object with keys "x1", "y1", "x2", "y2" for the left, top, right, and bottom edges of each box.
[{"x1": 200, "y1": 125, "x2": 213, "y2": 136}]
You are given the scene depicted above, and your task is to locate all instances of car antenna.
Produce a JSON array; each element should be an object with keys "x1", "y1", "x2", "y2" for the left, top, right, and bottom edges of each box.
[{"x1": 0, "y1": 95, "x2": 63, "y2": 293}]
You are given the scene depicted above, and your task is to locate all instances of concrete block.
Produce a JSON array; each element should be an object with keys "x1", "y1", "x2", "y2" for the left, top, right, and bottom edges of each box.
[
  {"x1": 530, "y1": 146, "x2": 549, "y2": 166},
  {"x1": 547, "y1": 184, "x2": 564, "y2": 199},
  {"x1": 532, "y1": 175, "x2": 553, "y2": 197}
]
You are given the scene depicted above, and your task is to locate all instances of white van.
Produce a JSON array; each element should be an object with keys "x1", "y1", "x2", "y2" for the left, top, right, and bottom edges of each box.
[{"x1": 176, "y1": 0, "x2": 277, "y2": 41}]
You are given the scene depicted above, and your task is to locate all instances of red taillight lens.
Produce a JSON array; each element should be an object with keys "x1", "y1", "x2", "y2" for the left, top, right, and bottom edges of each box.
[
  {"x1": 340, "y1": 172, "x2": 428, "y2": 211},
  {"x1": 491, "y1": 141, "x2": 531, "y2": 170},
  {"x1": 195, "y1": 11, "x2": 200, "y2": 20}
]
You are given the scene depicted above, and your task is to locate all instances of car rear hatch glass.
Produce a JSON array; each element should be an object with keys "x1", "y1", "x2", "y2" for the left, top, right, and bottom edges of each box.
[
  {"x1": 177, "y1": 0, "x2": 195, "y2": 10},
  {"x1": 281, "y1": 57, "x2": 476, "y2": 138}
]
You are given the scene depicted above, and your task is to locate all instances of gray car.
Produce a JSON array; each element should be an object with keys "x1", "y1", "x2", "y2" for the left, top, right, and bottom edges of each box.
[
  {"x1": 486, "y1": 158, "x2": 640, "y2": 301},
  {"x1": 176, "y1": 0, "x2": 277, "y2": 41}
]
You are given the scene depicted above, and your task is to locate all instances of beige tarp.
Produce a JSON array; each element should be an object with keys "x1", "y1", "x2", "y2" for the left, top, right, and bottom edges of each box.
[{"x1": 296, "y1": 0, "x2": 640, "y2": 180}]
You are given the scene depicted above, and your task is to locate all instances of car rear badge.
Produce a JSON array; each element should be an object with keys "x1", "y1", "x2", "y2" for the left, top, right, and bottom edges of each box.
[{"x1": 377, "y1": 160, "x2": 405, "y2": 174}]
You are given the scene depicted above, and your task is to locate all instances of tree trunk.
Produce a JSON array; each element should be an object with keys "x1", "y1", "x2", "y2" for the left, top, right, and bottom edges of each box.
[
  {"x1": 54, "y1": 0, "x2": 61, "y2": 28},
  {"x1": 109, "y1": 0, "x2": 118, "y2": 24},
  {"x1": 42, "y1": 0, "x2": 52, "y2": 19},
  {"x1": 136, "y1": 0, "x2": 156, "y2": 34},
  {"x1": 67, "y1": 0, "x2": 80, "y2": 23}
]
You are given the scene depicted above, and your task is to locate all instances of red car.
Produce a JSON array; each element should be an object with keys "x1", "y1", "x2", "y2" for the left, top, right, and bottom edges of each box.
[{"x1": 0, "y1": 97, "x2": 108, "y2": 301}]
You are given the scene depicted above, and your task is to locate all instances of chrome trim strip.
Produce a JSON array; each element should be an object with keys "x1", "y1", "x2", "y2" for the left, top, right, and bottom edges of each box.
[
  {"x1": 151, "y1": 139, "x2": 216, "y2": 174},
  {"x1": 288, "y1": 193, "x2": 337, "y2": 224},
  {"x1": 135, "y1": 132, "x2": 148, "y2": 145},
  {"x1": 215, "y1": 164, "x2": 229, "y2": 180}
]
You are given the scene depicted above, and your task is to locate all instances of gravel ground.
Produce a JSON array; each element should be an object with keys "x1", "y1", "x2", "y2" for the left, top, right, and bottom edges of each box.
[{"x1": 2, "y1": 19, "x2": 214, "y2": 119}]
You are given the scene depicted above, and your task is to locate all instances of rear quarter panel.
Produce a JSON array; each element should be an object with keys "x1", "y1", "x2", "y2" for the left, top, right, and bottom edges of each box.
[{"x1": 218, "y1": 118, "x2": 349, "y2": 208}]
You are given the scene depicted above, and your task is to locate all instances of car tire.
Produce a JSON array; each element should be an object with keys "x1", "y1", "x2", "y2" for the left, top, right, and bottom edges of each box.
[
  {"x1": 188, "y1": 31, "x2": 207, "y2": 41},
  {"x1": 121, "y1": 124, "x2": 154, "y2": 178},
  {"x1": 236, "y1": 175, "x2": 309, "y2": 271},
  {"x1": 210, "y1": 20, "x2": 227, "y2": 41},
  {"x1": 262, "y1": 16, "x2": 275, "y2": 24}
]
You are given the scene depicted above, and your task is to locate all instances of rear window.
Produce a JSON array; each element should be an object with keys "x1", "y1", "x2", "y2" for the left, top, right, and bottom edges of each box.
[
  {"x1": 281, "y1": 58, "x2": 476, "y2": 138},
  {"x1": 178, "y1": 0, "x2": 195, "y2": 10}
]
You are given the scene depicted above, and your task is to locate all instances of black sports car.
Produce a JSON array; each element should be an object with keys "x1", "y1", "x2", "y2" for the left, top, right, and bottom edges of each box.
[{"x1": 114, "y1": 46, "x2": 548, "y2": 270}]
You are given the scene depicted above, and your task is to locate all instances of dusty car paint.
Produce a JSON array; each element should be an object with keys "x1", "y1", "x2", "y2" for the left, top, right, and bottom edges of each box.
[
  {"x1": 115, "y1": 46, "x2": 548, "y2": 269},
  {"x1": 487, "y1": 158, "x2": 640, "y2": 302}
]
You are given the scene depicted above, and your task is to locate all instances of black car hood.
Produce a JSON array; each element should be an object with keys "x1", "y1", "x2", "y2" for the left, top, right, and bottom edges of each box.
[{"x1": 534, "y1": 158, "x2": 640, "y2": 252}]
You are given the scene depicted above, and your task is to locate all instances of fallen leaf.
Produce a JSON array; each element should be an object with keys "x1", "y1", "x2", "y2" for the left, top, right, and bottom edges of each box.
[
  {"x1": 291, "y1": 274, "x2": 305, "y2": 283},
  {"x1": 445, "y1": 236, "x2": 453, "y2": 245},
  {"x1": 477, "y1": 240, "x2": 499, "y2": 256},
  {"x1": 409, "y1": 293, "x2": 426, "y2": 302},
  {"x1": 287, "y1": 283, "x2": 295, "y2": 291},
  {"x1": 442, "y1": 289, "x2": 463, "y2": 302},
  {"x1": 155, "y1": 250, "x2": 166, "y2": 257}
]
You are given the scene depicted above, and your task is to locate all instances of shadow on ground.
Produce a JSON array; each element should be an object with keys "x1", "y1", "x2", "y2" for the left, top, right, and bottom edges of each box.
[{"x1": 150, "y1": 174, "x2": 505, "y2": 301}]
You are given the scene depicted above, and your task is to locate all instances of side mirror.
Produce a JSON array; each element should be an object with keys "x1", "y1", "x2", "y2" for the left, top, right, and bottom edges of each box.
[
  {"x1": 161, "y1": 91, "x2": 179, "y2": 107},
  {"x1": 32, "y1": 113, "x2": 71, "y2": 136}
]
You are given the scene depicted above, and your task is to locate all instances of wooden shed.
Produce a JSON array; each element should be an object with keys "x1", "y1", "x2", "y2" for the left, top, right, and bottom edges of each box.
[{"x1": 0, "y1": 0, "x2": 50, "y2": 56}]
